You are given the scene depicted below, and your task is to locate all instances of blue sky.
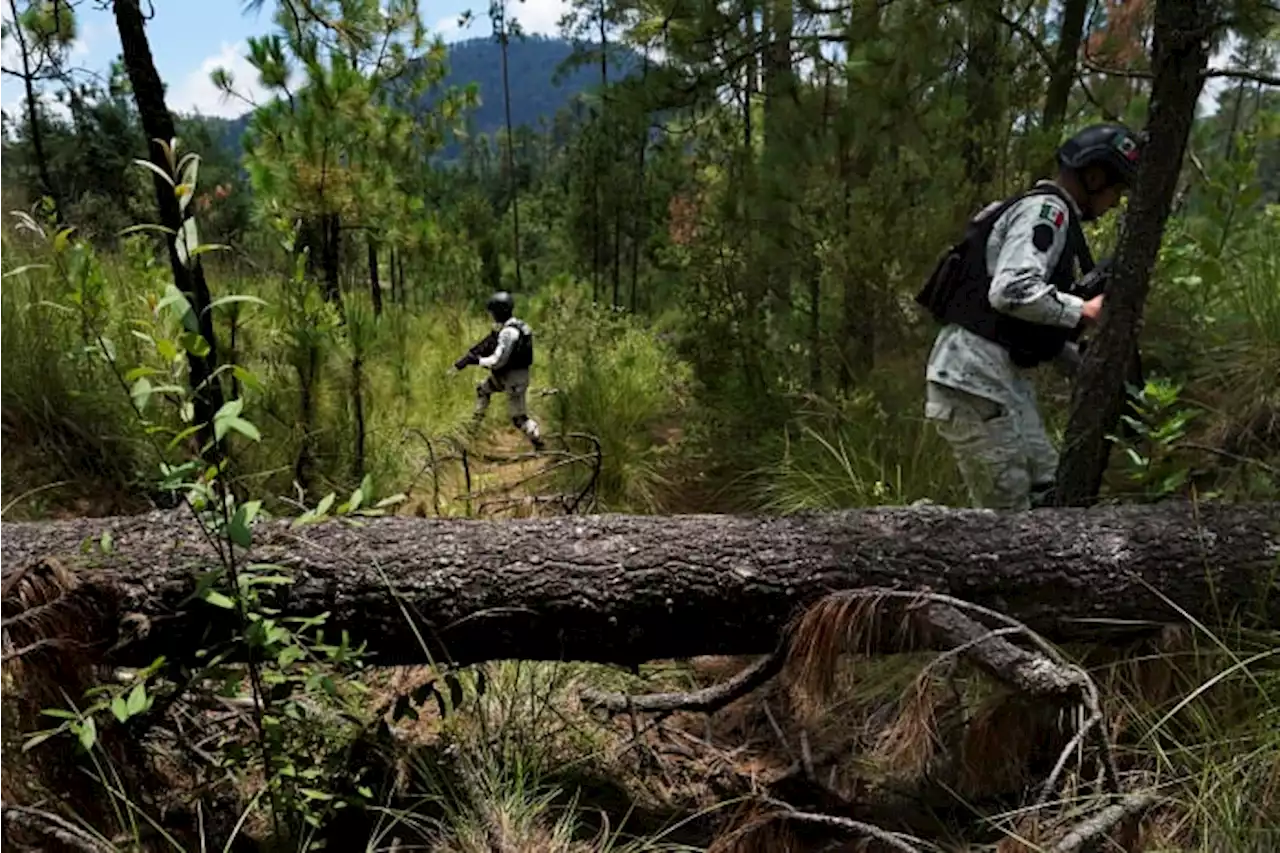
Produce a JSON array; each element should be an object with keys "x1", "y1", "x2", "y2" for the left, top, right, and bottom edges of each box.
[{"x1": 1, "y1": 0, "x2": 572, "y2": 118}]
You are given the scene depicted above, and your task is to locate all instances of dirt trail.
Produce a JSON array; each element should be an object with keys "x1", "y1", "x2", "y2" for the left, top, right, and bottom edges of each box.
[{"x1": 400, "y1": 423, "x2": 587, "y2": 519}]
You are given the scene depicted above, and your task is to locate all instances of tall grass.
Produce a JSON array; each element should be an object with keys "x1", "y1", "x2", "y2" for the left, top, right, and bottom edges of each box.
[
  {"x1": 1, "y1": 229, "x2": 695, "y2": 518},
  {"x1": 753, "y1": 361, "x2": 968, "y2": 511},
  {"x1": 528, "y1": 276, "x2": 695, "y2": 513},
  {"x1": 1, "y1": 228, "x2": 156, "y2": 516}
]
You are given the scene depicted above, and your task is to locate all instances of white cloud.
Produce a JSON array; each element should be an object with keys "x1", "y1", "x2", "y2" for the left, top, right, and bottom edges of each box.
[
  {"x1": 1198, "y1": 34, "x2": 1241, "y2": 117},
  {"x1": 509, "y1": 0, "x2": 570, "y2": 37},
  {"x1": 67, "y1": 19, "x2": 100, "y2": 61},
  {"x1": 433, "y1": 0, "x2": 570, "y2": 42},
  {"x1": 169, "y1": 41, "x2": 276, "y2": 119},
  {"x1": 434, "y1": 13, "x2": 468, "y2": 41}
]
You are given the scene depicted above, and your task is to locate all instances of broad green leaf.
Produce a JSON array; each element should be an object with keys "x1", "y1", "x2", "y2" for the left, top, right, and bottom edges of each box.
[
  {"x1": 22, "y1": 730, "x2": 59, "y2": 752},
  {"x1": 111, "y1": 696, "x2": 129, "y2": 723},
  {"x1": 41, "y1": 709, "x2": 78, "y2": 720},
  {"x1": 301, "y1": 492, "x2": 336, "y2": 524},
  {"x1": 158, "y1": 284, "x2": 199, "y2": 333},
  {"x1": 156, "y1": 338, "x2": 180, "y2": 362},
  {"x1": 131, "y1": 377, "x2": 154, "y2": 411},
  {"x1": 215, "y1": 398, "x2": 245, "y2": 420},
  {"x1": 179, "y1": 331, "x2": 212, "y2": 358},
  {"x1": 126, "y1": 684, "x2": 148, "y2": 716},
  {"x1": 76, "y1": 717, "x2": 97, "y2": 752},
  {"x1": 202, "y1": 590, "x2": 236, "y2": 609},
  {"x1": 190, "y1": 243, "x2": 230, "y2": 259},
  {"x1": 226, "y1": 417, "x2": 261, "y2": 442},
  {"x1": 134, "y1": 158, "x2": 175, "y2": 186},
  {"x1": 52, "y1": 226, "x2": 76, "y2": 253},
  {"x1": 228, "y1": 500, "x2": 262, "y2": 548},
  {"x1": 176, "y1": 218, "x2": 200, "y2": 268}
]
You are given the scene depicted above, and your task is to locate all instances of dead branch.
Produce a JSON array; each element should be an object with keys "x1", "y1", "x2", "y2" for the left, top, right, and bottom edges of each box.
[
  {"x1": 1, "y1": 803, "x2": 116, "y2": 853},
  {"x1": 756, "y1": 796, "x2": 936, "y2": 853},
  {"x1": 1051, "y1": 790, "x2": 1160, "y2": 852},
  {"x1": 580, "y1": 651, "x2": 784, "y2": 714}
]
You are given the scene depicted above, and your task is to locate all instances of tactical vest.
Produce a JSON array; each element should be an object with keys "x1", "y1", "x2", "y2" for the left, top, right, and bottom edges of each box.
[
  {"x1": 916, "y1": 184, "x2": 1095, "y2": 368},
  {"x1": 498, "y1": 319, "x2": 534, "y2": 373}
]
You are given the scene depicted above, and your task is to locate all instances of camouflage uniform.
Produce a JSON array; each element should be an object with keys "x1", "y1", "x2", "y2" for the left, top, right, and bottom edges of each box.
[
  {"x1": 925, "y1": 181, "x2": 1088, "y2": 510},
  {"x1": 475, "y1": 317, "x2": 543, "y2": 447}
]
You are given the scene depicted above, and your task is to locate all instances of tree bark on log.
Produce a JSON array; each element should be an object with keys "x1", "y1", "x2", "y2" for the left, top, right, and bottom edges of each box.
[{"x1": 1, "y1": 502, "x2": 1277, "y2": 668}]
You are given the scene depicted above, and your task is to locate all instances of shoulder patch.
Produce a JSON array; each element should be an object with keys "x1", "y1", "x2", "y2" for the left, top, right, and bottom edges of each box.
[
  {"x1": 1031, "y1": 223, "x2": 1056, "y2": 252},
  {"x1": 1038, "y1": 201, "x2": 1066, "y2": 229}
]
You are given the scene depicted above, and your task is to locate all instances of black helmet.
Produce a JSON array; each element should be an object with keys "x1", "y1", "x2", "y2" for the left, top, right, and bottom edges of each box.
[
  {"x1": 1057, "y1": 123, "x2": 1144, "y2": 187},
  {"x1": 486, "y1": 290, "x2": 514, "y2": 321}
]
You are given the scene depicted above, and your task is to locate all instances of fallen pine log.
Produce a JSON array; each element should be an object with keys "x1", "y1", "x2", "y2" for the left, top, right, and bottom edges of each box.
[{"x1": 1, "y1": 502, "x2": 1277, "y2": 668}]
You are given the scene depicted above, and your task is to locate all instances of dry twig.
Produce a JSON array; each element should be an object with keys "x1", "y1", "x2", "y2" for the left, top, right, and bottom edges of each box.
[
  {"x1": 1051, "y1": 790, "x2": 1159, "y2": 852},
  {"x1": 1, "y1": 803, "x2": 115, "y2": 853},
  {"x1": 580, "y1": 650, "x2": 784, "y2": 714}
]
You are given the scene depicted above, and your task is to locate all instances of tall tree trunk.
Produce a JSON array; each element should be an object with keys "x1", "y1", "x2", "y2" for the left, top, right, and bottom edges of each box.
[
  {"x1": 1053, "y1": 0, "x2": 1213, "y2": 506},
  {"x1": 963, "y1": 0, "x2": 1001, "y2": 206},
  {"x1": 294, "y1": 345, "x2": 318, "y2": 496},
  {"x1": 612, "y1": 183, "x2": 623, "y2": 309},
  {"x1": 322, "y1": 213, "x2": 342, "y2": 304},
  {"x1": 8, "y1": 0, "x2": 62, "y2": 223},
  {"x1": 629, "y1": 66, "x2": 647, "y2": 317},
  {"x1": 497, "y1": 5, "x2": 522, "y2": 291},
  {"x1": 388, "y1": 246, "x2": 399, "y2": 305},
  {"x1": 396, "y1": 250, "x2": 406, "y2": 306},
  {"x1": 351, "y1": 352, "x2": 366, "y2": 481},
  {"x1": 760, "y1": 0, "x2": 796, "y2": 310},
  {"x1": 836, "y1": 102, "x2": 855, "y2": 392},
  {"x1": 597, "y1": 0, "x2": 617, "y2": 306},
  {"x1": 367, "y1": 237, "x2": 382, "y2": 316},
  {"x1": 591, "y1": 138, "x2": 602, "y2": 303},
  {"x1": 1040, "y1": 0, "x2": 1089, "y2": 174},
  {"x1": 113, "y1": 0, "x2": 224, "y2": 457},
  {"x1": 837, "y1": 0, "x2": 881, "y2": 391},
  {"x1": 744, "y1": 0, "x2": 756, "y2": 156}
]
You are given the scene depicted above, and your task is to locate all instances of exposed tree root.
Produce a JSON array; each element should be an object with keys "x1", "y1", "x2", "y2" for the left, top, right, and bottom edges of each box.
[{"x1": 605, "y1": 588, "x2": 1138, "y2": 849}]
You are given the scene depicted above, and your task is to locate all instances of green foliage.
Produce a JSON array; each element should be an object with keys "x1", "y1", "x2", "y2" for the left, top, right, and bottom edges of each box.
[
  {"x1": 534, "y1": 276, "x2": 694, "y2": 511},
  {"x1": 3, "y1": 0, "x2": 1280, "y2": 847},
  {"x1": 1108, "y1": 379, "x2": 1203, "y2": 502}
]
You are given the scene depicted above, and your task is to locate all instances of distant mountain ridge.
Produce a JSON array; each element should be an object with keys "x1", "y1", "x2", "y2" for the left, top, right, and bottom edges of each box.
[{"x1": 205, "y1": 36, "x2": 640, "y2": 158}]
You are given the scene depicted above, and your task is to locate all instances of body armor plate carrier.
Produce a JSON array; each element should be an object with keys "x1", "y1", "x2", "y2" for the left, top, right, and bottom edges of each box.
[{"x1": 916, "y1": 184, "x2": 1096, "y2": 368}]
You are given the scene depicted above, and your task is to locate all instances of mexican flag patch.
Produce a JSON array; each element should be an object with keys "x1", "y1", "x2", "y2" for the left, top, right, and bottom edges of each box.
[{"x1": 1039, "y1": 203, "x2": 1065, "y2": 229}]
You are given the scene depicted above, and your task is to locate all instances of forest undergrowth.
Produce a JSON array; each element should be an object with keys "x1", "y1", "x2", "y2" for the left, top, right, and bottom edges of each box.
[
  {"x1": 3, "y1": 0, "x2": 1280, "y2": 848},
  {"x1": 2, "y1": 189, "x2": 1277, "y2": 851}
]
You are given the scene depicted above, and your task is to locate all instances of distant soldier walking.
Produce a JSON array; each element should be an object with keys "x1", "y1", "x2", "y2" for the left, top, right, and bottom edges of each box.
[
  {"x1": 916, "y1": 123, "x2": 1144, "y2": 510},
  {"x1": 452, "y1": 291, "x2": 545, "y2": 451}
]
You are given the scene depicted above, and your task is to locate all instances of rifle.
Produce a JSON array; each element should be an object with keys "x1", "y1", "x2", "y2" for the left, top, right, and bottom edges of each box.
[
  {"x1": 1067, "y1": 256, "x2": 1113, "y2": 303},
  {"x1": 454, "y1": 329, "x2": 499, "y2": 371}
]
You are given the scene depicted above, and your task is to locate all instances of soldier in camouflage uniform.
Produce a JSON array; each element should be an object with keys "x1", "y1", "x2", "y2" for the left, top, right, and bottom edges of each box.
[
  {"x1": 920, "y1": 124, "x2": 1145, "y2": 510},
  {"x1": 453, "y1": 291, "x2": 545, "y2": 451}
]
